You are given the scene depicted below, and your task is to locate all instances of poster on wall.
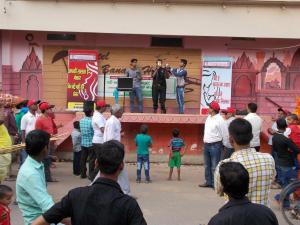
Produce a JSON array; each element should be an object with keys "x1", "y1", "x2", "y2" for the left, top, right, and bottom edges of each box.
[
  {"x1": 67, "y1": 50, "x2": 99, "y2": 111},
  {"x1": 200, "y1": 57, "x2": 233, "y2": 114},
  {"x1": 98, "y1": 75, "x2": 177, "y2": 99}
]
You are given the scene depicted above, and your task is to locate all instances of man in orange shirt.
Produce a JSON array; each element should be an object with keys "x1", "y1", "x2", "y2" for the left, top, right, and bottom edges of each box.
[{"x1": 35, "y1": 102, "x2": 57, "y2": 182}]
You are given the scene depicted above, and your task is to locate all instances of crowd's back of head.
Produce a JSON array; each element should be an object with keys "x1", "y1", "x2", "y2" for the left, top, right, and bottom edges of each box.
[
  {"x1": 25, "y1": 130, "x2": 50, "y2": 156},
  {"x1": 229, "y1": 118, "x2": 253, "y2": 146}
]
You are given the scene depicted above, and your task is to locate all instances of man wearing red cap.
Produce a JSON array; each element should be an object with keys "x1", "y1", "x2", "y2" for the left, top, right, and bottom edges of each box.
[
  {"x1": 220, "y1": 107, "x2": 236, "y2": 160},
  {"x1": 199, "y1": 101, "x2": 224, "y2": 188},
  {"x1": 90, "y1": 100, "x2": 108, "y2": 180},
  {"x1": 35, "y1": 102, "x2": 56, "y2": 182}
]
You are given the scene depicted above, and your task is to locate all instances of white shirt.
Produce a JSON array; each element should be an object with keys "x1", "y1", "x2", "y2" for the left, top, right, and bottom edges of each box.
[
  {"x1": 268, "y1": 121, "x2": 291, "y2": 145},
  {"x1": 103, "y1": 115, "x2": 121, "y2": 142},
  {"x1": 220, "y1": 116, "x2": 235, "y2": 148},
  {"x1": 20, "y1": 112, "x2": 38, "y2": 136},
  {"x1": 92, "y1": 111, "x2": 106, "y2": 144},
  {"x1": 244, "y1": 113, "x2": 263, "y2": 147},
  {"x1": 203, "y1": 113, "x2": 223, "y2": 143}
]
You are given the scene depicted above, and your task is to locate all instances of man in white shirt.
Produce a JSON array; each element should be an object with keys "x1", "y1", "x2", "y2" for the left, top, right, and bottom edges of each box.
[
  {"x1": 220, "y1": 107, "x2": 236, "y2": 160},
  {"x1": 102, "y1": 105, "x2": 131, "y2": 195},
  {"x1": 90, "y1": 100, "x2": 108, "y2": 180},
  {"x1": 20, "y1": 100, "x2": 38, "y2": 163},
  {"x1": 199, "y1": 101, "x2": 224, "y2": 188},
  {"x1": 244, "y1": 103, "x2": 263, "y2": 152}
]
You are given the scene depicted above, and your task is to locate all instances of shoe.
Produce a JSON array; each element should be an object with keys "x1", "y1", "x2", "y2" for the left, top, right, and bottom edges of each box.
[
  {"x1": 81, "y1": 175, "x2": 87, "y2": 179},
  {"x1": 136, "y1": 179, "x2": 141, "y2": 183},
  {"x1": 153, "y1": 109, "x2": 157, "y2": 113},
  {"x1": 161, "y1": 109, "x2": 166, "y2": 114},
  {"x1": 198, "y1": 183, "x2": 213, "y2": 188},
  {"x1": 146, "y1": 179, "x2": 152, "y2": 183}
]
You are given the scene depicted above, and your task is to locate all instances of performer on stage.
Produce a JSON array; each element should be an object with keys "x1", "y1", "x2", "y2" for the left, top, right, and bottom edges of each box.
[
  {"x1": 125, "y1": 59, "x2": 143, "y2": 113},
  {"x1": 171, "y1": 59, "x2": 188, "y2": 114},
  {"x1": 151, "y1": 59, "x2": 171, "y2": 114}
]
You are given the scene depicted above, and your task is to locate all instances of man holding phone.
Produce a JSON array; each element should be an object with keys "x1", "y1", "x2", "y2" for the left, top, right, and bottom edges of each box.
[{"x1": 151, "y1": 59, "x2": 170, "y2": 114}]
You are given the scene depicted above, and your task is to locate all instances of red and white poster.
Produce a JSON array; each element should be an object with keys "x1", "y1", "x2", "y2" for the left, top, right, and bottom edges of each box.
[{"x1": 67, "y1": 50, "x2": 98, "y2": 110}]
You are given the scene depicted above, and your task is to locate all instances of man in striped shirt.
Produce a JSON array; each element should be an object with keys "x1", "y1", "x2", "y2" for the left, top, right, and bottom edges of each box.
[{"x1": 214, "y1": 118, "x2": 275, "y2": 206}]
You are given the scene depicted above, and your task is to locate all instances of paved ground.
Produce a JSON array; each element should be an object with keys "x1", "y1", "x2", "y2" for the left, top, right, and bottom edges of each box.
[{"x1": 6, "y1": 162, "x2": 288, "y2": 225}]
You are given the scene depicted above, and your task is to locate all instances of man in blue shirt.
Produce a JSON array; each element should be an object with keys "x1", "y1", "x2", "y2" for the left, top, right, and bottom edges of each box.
[
  {"x1": 171, "y1": 59, "x2": 188, "y2": 114},
  {"x1": 79, "y1": 108, "x2": 94, "y2": 180},
  {"x1": 16, "y1": 130, "x2": 55, "y2": 225}
]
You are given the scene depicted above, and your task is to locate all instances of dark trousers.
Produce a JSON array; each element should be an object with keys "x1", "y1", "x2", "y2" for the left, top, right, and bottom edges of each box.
[
  {"x1": 73, "y1": 151, "x2": 82, "y2": 175},
  {"x1": 254, "y1": 146, "x2": 260, "y2": 152},
  {"x1": 152, "y1": 85, "x2": 166, "y2": 112},
  {"x1": 43, "y1": 156, "x2": 52, "y2": 182},
  {"x1": 80, "y1": 146, "x2": 92, "y2": 178},
  {"x1": 89, "y1": 144, "x2": 102, "y2": 181}
]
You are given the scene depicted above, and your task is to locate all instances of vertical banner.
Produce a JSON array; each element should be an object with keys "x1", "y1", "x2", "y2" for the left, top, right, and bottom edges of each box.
[
  {"x1": 200, "y1": 57, "x2": 233, "y2": 114},
  {"x1": 67, "y1": 50, "x2": 98, "y2": 111}
]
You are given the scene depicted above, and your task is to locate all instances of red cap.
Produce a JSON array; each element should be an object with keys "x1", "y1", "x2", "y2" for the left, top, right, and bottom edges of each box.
[
  {"x1": 222, "y1": 107, "x2": 236, "y2": 114},
  {"x1": 27, "y1": 100, "x2": 36, "y2": 107},
  {"x1": 39, "y1": 102, "x2": 55, "y2": 110},
  {"x1": 209, "y1": 101, "x2": 220, "y2": 111},
  {"x1": 96, "y1": 100, "x2": 108, "y2": 108}
]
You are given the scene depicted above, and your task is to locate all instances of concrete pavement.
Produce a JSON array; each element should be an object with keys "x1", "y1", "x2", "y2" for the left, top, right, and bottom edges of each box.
[{"x1": 6, "y1": 162, "x2": 288, "y2": 225}]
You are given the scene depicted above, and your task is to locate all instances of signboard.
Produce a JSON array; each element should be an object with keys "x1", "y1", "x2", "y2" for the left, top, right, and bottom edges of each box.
[
  {"x1": 98, "y1": 75, "x2": 177, "y2": 99},
  {"x1": 67, "y1": 50, "x2": 99, "y2": 110},
  {"x1": 200, "y1": 57, "x2": 233, "y2": 114}
]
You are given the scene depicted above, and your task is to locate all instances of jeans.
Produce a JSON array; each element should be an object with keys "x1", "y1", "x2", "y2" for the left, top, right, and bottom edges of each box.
[
  {"x1": 176, "y1": 87, "x2": 184, "y2": 114},
  {"x1": 271, "y1": 149, "x2": 280, "y2": 184},
  {"x1": 137, "y1": 154, "x2": 150, "y2": 181},
  {"x1": 204, "y1": 142, "x2": 222, "y2": 187},
  {"x1": 152, "y1": 85, "x2": 166, "y2": 112},
  {"x1": 80, "y1": 146, "x2": 92, "y2": 178},
  {"x1": 221, "y1": 147, "x2": 234, "y2": 160},
  {"x1": 129, "y1": 87, "x2": 143, "y2": 113},
  {"x1": 274, "y1": 166, "x2": 297, "y2": 208},
  {"x1": 73, "y1": 151, "x2": 82, "y2": 175},
  {"x1": 19, "y1": 149, "x2": 28, "y2": 167}
]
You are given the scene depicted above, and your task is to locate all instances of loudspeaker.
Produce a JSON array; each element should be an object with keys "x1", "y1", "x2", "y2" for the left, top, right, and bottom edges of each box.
[
  {"x1": 117, "y1": 77, "x2": 133, "y2": 91},
  {"x1": 83, "y1": 101, "x2": 94, "y2": 111}
]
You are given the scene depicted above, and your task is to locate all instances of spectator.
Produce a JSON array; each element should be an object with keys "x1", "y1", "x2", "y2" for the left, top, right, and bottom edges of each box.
[
  {"x1": 214, "y1": 118, "x2": 275, "y2": 206},
  {"x1": 32, "y1": 141, "x2": 147, "y2": 225},
  {"x1": 0, "y1": 185, "x2": 13, "y2": 225},
  {"x1": 71, "y1": 121, "x2": 81, "y2": 176},
  {"x1": 208, "y1": 162, "x2": 278, "y2": 225}
]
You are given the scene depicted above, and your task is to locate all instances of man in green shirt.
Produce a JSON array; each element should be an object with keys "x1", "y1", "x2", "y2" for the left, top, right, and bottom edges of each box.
[{"x1": 135, "y1": 124, "x2": 152, "y2": 183}]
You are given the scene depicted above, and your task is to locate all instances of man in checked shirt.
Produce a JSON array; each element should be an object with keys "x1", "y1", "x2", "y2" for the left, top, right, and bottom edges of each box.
[{"x1": 214, "y1": 118, "x2": 276, "y2": 206}]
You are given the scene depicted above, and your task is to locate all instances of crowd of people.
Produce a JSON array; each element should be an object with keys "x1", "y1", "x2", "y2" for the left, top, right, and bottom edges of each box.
[{"x1": 0, "y1": 95, "x2": 300, "y2": 224}]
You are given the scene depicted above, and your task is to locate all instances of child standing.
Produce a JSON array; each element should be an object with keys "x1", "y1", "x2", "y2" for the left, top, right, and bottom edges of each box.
[
  {"x1": 168, "y1": 128, "x2": 185, "y2": 181},
  {"x1": 0, "y1": 185, "x2": 13, "y2": 225},
  {"x1": 71, "y1": 121, "x2": 81, "y2": 176},
  {"x1": 135, "y1": 124, "x2": 152, "y2": 183}
]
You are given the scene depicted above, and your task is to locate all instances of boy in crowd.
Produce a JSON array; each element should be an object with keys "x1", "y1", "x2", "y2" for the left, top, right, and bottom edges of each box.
[
  {"x1": 135, "y1": 124, "x2": 152, "y2": 183},
  {"x1": 272, "y1": 118, "x2": 299, "y2": 207},
  {"x1": 168, "y1": 128, "x2": 185, "y2": 181},
  {"x1": 208, "y1": 162, "x2": 278, "y2": 225},
  {"x1": 0, "y1": 185, "x2": 13, "y2": 225},
  {"x1": 71, "y1": 121, "x2": 81, "y2": 176}
]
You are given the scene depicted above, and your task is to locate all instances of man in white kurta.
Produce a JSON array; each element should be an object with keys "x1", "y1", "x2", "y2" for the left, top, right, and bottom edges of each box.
[{"x1": 95, "y1": 105, "x2": 131, "y2": 195}]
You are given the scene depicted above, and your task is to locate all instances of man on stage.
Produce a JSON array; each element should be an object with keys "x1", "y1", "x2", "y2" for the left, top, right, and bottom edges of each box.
[
  {"x1": 125, "y1": 59, "x2": 143, "y2": 113},
  {"x1": 151, "y1": 59, "x2": 170, "y2": 114},
  {"x1": 171, "y1": 59, "x2": 188, "y2": 114}
]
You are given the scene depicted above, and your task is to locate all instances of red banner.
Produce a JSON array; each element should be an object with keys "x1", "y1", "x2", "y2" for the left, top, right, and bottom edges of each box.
[{"x1": 67, "y1": 50, "x2": 98, "y2": 110}]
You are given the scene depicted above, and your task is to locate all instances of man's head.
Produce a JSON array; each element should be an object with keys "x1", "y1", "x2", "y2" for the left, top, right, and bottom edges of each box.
[
  {"x1": 96, "y1": 140, "x2": 125, "y2": 178},
  {"x1": 25, "y1": 130, "x2": 50, "y2": 159},
  {"x1": 156, "y1": 59, "x2": 163, "y2": 67},
  {"x1": 95, "y1": 100, "x2": 109, "y2": 113},
  {"x1": 209, "y1": 101, "x2": 220, "y2": 115},
  {"x1": 27, "y1": 100, "x2": 38, "y2": 112},
  {"x1": 0, "y1": 185, "x2": 13, "y2": 206},
  {"x1": 222, "y1": 107, "x2": 236, "y2": 120},
  {"x1": 111, "y1": 104, "x2": 123, "y2": 119},
  {"x1": 73, "y1": 121, "x2": 80, "y2": 130},
  {"x1": 130, "y1": 58, "x2": 138, "y2": 68},
  {"x1": 180, "y1": 59, "x2": 187, "y2": 68},
  {"x1": 247, "y1": 102, "x2": 257, "y2": 113},
  {"x1": 140, "y1": 124, "x2": 148, "y2": 134},
  {"x1": 84, "y1": 109, "x2": 93, "y2": 117},
  {"x1": 277, "y1": 108, "x2": 288, "y2": 119},
  {"x1": 172, "y1": 128, "x2": 180, "y2": 138},
  {"x1": 276, "y1": 118, "x2": 287, "y2": 131},
  {"x1": 287, "y1": 114, "x2": 299, "y2": 125},
  {"x1": 39, "y1": 102, "x2": 55, "y2": 115},
  {"x1": 229, "y1": 118, "x2": 253, "y2": 149},
  {"x1": 219, "y1": 162, "x2": 249, "y2": 199}
]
